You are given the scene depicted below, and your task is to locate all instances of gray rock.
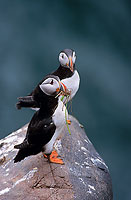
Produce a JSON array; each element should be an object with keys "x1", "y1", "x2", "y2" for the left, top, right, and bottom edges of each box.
[{"x1": 0, "y1": 116, "x2": 113, "y2": 200}]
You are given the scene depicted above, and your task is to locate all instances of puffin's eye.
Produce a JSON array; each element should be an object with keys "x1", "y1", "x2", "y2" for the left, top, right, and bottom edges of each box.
[
  {"x1": 61, "y1": 54, "x2": 64, "y2": 59},
  {"x1": 50, "y1": 80, "x2": 53, "y2": 85}
]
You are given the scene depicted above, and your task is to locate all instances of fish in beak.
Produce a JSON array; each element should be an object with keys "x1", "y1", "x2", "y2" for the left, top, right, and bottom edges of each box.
[
  {"x1": 66, "y1": 56, "x2": 74, "y2": 72},
  {"x1": 56, "y1": 81, "x2": 71, "y2": 96},
  {"x1": 69, "y1": 56, "x2": 74, "y2": 72}
]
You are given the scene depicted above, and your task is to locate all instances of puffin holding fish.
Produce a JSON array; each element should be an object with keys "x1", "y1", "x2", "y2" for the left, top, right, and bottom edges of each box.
[
  {"x1": 14, "y1": 75, "x2": 69, "y2": 164},
  {"x1": 16, "y1": 49, "x2": 80, "y2": 110}
]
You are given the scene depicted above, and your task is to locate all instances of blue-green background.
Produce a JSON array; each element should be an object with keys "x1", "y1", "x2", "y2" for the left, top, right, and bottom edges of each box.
[{"x1": 0, "y1": 1, "x2": 131, "y2": 199}]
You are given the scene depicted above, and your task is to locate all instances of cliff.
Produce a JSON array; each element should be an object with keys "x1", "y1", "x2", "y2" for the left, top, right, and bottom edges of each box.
[{"x1": 0, "y1": 115, "x2": 113, "y2": 200}]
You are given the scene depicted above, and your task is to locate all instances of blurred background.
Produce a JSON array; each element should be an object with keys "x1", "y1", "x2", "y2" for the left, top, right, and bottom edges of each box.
[{"x1": 0, "y1": 0, "x2": 130, "y2": 199}]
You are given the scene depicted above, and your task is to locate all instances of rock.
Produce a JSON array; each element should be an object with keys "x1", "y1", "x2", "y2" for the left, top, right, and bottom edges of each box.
[{"x1": 0, "y1": 116, "x2": 113, "y2": 200}]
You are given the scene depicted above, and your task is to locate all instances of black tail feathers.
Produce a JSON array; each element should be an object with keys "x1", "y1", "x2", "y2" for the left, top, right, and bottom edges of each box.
[
  {"x1": 14, "y1": 149, "x2": 27, "y2": 163},
  {"x1": 18, "y1": 96, "x2": 34, "y2": 102},
  {"x1": 14, "y1": 141, "x2": 28, "y2": 149},
  {"x1": 16, "y1": 96, "x2": 36, "y2": 110},
  {"x1": 14, "y1": 141, "x2": 30, "y2": 162},
  {"x1": 14, "y1": 142, "x2": 42, "y2": 163}
]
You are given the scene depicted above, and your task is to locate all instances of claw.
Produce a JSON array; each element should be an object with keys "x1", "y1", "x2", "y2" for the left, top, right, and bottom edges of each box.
[
  {"x1": 66, "y1": 119, "x2": 71, "y2": 125},
  {"x1": 43, "y1": 153, "x2": 47, "y2": 158}
]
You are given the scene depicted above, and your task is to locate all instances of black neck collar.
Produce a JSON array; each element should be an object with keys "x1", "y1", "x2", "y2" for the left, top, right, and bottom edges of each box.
[{"x1": 52, "y1": 65, "x2": 75, "y2": 80}]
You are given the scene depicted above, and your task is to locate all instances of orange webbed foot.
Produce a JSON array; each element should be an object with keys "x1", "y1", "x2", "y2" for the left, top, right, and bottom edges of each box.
[
  {"x1": 43, "y1": 150, "x2": 64, "y2": 165},
  {"x1": 50, "y1": 150, "x2": 64, "y2": 165}
]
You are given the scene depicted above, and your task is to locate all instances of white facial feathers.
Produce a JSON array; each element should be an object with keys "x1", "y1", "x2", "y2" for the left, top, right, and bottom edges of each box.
[
  {"x1": 59, "y1": 50, "x2": 76, "y2": 67},
  {"x1": 72, "y1": 51, "x2": 76, "y2": 64},
  {"x1": 59, "y1": 52, "x2": 69, "y2": 66},
  {"x1": 39, "y1": 77, "x2": 60, "y2": 96}
]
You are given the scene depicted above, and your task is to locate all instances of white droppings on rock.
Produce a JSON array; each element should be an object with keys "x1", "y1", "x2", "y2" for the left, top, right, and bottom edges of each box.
[
  {"x1": 84, "y1": 139, "x2": 88, "y2": 143},
  {"x1": 13, "y1": 176, "x2": 27, "y2": 187},
  {"x1": 69, "y1": 168, "x2": 73, "y2": 172},
  {"x1": 4, "y1": 173, "x2": 9, "y2": 177},
  {"x1": 75, "y1": 162, "x2": 80, "y2": 166},
  {"x1": 8, "y1": 132, "x2": 16, "y2": 137},
  {"x1": 0, "y1": 135, "x2": 24, "y2": 156},
  {"x1": 87, "y1": 189, "x2": 92, "y2": 194},
  {"x1": 81, "y1": 147, "x2": 88, "y2": 151},
  {"x1": 26, "y1": 168, "x2": 38, "y2": 180},
  {"x1": 88, "y1": 184, "x2": 95, "y2": 191},
  {"x1": 87, "y1": 185, "x2": 95, "y2": 194},
  {"x1": 16, "y1": 129, "x2": 22, "y2": 134},
  {"x1": 0, "y1": 187, "x2": 11, "y2": 195},
  {"x1": 24, "y1": 126, "x2": 28, "y2": 131},
  {"x1": 1, "y1": 135, "x2": 18, "y2": 144},
  {"x1": 2, "y1": 159, "x2": 12, "y2": 169},
  {"x1": 13, "y1": 167, "x2": 38, "y2": 187},
  {"x1": 0, "y1": 155, "x2": 5, "y2": 161},
  {"x1": 3, "y1": 144, "x2": 15, "y2": 154},
  {"x1": 84, "y1": 161, "x2": 89, "y2": 165},
  {"x1": 79, "y1": 177, "x2": 86, "y2": 186},
  {"x1": 0, "y1": 168, "x2": 37, "y2": 196},
  {"x1": 91, "y1": 157, "x2": 108, "y2": 169},
  {"x1": 3, "y1": 153, "x2": 8, "y2": 157}
]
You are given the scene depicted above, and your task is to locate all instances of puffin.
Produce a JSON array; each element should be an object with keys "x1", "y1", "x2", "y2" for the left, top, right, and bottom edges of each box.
[
  {"x1": 14, "y1": 75, "x2": 69, "y2": 164},
  {"x1": 16, "y1": 49, "x2": 80, "y2": 110}
]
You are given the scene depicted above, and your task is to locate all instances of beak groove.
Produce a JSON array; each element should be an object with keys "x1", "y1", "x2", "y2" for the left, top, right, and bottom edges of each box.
[
  {"x1": 69, "y1": 56, "x2": 74, "y2": 72},
  {"x1": 55, "y1": 81, "x2": 71, "y2": 97}
]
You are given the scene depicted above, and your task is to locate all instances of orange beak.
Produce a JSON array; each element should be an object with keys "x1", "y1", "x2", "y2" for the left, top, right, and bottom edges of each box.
[
  {"x1": 56, "y1": 87, "x2": 60, "y2": 92},
  {"x1": 69, "y1": 56, "x2": 73, "y2": 72},
  {"x1": 56, "y1": 81, "x2": 67, "y2": 93},
  {"x1": 60, "y1": 82, "x2": 67, "y2": 92},
  {"x1": 56, "y1": 81, "x2": 71, "y2": 97}
]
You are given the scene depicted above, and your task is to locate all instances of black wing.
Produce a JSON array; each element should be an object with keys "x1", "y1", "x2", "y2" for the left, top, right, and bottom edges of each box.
[
  {"x1": 16, "y1": 66, "x2": 73, "y2": 109},
  {"x1": 14, "y1": 112, "x2": 56, "y2": 162},
  {"x1": 16, "y1": 85, "x2": 44, "y2": 109}
]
